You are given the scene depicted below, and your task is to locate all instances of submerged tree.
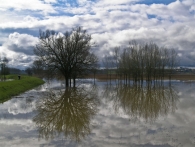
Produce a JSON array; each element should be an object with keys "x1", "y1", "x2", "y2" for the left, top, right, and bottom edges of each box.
[
  {"x1": 32, "y1": 60, "x2": 45, "y2": 78},
  {"x1": 25, "y1": 67, "x2": 33, "y2": 76},
  {"x1": 117, "y1": 41, "x2": 178, "y2": 83},
  {"x1": 34, "y1": 27, "x2": 98, "y2": 87},
  {"x1": 90, "y1": 55, "x2": 99, "y2": 84}
]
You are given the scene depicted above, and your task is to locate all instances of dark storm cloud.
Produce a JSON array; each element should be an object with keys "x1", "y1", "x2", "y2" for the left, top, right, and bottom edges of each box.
[
  {"x1": 7, "y1": 44, "x2": 34, "y2": 55},
  {"x1": 0, "y1": 28, "x2": 40, "y2": 38},
  {"x1": 3, "y1": 32, "x2": 38, "y2": 55}
]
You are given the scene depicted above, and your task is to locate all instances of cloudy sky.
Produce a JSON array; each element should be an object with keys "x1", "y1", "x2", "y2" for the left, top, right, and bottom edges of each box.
[{"x1": 0, "y1": 0, "x2": 195, "y2": 69}]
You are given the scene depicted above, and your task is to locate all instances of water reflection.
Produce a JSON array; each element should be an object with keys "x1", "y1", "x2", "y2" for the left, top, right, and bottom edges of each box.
[
  {"x1": 33, "y1": 87, "x2": 99, "y2": 142},
  {"x1": 103, "y1": 83, "x2": 179, "y2": 122}
]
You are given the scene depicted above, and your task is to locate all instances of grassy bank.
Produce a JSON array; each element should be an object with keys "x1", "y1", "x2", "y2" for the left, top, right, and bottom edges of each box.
[{"x1": 0, "y1": 75, "x2": 45, "y2": 103}]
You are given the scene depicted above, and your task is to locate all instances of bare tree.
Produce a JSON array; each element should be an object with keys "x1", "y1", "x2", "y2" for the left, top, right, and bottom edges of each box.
[
  {"x1": 167, "y1": 49, "x2": 178, "y2": 80},
  {"x1": 90, "y1": 55, "x2": 99, "y2": 84},
  {"x1": 25, "y1": 67, "x2": 33, "y2": 76},
  {"x1": 113, "y1": 47, "x2": 120, "y2": 81},
  {"x1": 118, "y1": 41, "x2": 178, "y2": 84},
  {"x1": 0, "y1": 57, "x2": 9, "y2": 81},
  {"x1": 34, "y1": 27, "x2": 97, "y2": 87},
  {"x1": 102, "y1": 55, "x2": 114, "y2": 82},
  {"x1": 32, "y1": 60, "x2": 45, "y2": 78}
]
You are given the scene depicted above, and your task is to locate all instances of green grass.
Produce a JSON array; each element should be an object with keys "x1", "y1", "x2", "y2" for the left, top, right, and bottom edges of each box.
[{"x1": 0, "y1": 75, "x2": 45, "y2": 103}]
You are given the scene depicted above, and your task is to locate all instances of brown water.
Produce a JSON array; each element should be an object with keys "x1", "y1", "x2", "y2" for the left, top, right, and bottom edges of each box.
[{"x1": 0, "y1": 79, "x2": 195, "y2": 147}]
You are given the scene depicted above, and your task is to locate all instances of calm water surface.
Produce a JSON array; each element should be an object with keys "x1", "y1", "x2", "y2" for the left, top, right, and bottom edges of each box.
[{"x1": 0, "y1": 79, "x2": 195, "y2": 147}]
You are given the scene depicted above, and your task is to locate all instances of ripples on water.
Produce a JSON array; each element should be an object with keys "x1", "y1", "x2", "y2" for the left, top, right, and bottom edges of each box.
[{"x1": 0, "y1": 79, "x2": 195, "y2": 147}]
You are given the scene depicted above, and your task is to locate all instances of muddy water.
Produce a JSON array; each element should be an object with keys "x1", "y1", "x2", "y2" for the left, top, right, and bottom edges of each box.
[{"x1": 0, "y1": 79, "x2": 195, "y2": 147}]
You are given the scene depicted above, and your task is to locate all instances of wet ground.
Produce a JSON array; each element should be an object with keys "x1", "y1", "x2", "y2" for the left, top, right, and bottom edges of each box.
[{"x1": 0, "y1": 79, "x2": 195, "y2": 147}]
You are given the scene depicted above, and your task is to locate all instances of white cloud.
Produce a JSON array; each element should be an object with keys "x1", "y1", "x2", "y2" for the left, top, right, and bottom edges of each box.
[
  {"x1": 23, "y1": 15, "x2": 40, "y2": 22},
  {"x1": 0, "y1": 0, "x2": 56, "y2": 14},
  {"x1": 6, "y1": 32, "x2": 38, "y2": 55},
  {"x1": 0, "y1": 32, "x2": 38, "y2": 69},
  {"x1": 43, "y1": 0, "x2": 57, "y2": 3}
]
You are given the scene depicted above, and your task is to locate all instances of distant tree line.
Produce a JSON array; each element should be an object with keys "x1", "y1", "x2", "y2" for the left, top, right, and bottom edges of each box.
[
  {"x1": 0, "y1": 55, "x2": 34, "y2": 79},
  {"x1": 103, "y1": 41, "x2": 178, "y2": 84}
]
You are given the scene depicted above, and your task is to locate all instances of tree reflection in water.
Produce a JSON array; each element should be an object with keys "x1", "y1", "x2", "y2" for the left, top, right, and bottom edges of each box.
[
  {"x1": 103, "y1": 83, "x2": 179, "y2": 122},
  {"x1": 33, "y1": 87, "x2": 99, "y2": 142}
]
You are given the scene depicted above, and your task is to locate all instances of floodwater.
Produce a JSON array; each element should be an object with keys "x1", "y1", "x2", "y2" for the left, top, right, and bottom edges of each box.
[{"x1": 0, "y1": 79, "x2": 195, "y2": 147}]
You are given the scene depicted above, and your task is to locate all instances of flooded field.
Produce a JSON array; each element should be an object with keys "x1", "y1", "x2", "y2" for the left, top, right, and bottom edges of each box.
[{"x1": 0, "y1": 79, "x2": 195, "y2": 147}]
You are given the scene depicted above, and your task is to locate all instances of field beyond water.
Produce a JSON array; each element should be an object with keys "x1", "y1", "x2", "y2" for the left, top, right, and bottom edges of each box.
[
  {"x1": 86, "y1": 74, "x2": 195, "y2": 81},
  {"x1": 0, "y1": 75, "x2": 45, "y2": 103}
]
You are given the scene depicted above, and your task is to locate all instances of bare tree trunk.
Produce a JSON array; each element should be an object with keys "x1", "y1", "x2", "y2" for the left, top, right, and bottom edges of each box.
[
  {"x1": 73, "y1": 77, "x2": 76, "y2": 87},
  {"x1": 93, "y1": 73, "x2": 96, "y2": 84},
  {"x1": 66, "y1": 77, "x2": 69, "y2": 87}
]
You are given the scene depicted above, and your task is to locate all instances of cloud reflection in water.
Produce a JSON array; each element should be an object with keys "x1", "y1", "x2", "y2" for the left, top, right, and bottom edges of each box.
[{"x1": 103, "y1": 83, "x2": 179, "y2": 122}]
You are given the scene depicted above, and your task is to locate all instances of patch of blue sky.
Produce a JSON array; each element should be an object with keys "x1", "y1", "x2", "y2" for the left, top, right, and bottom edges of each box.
[
  {"x1": 147, "y1": 14, "x2": 157, "y2": 19},
  {"x1": 50, "y1": 0, "x2": 96, "y2": 16},
  {"x1": 53, "y1": 0, "x2": 97, "y2": 7},
  {"x1": 147, "y1": 14, "x2": 165, "y2": 22},
  {"x1": 1, "y1": 28, "x2": 40, "y2": 37},
  {"x1": 49, "y1": 10, "x2": 95, "y2": 17},
  {"x1": 49, "y1": 11, "x2": 75, "y2": 17},
  {"x1": 147, "y1": 14, "x2": 175, "y2": 23},
  {"x1": 7, "y1": 8, "x2": 15, "y2": 11},
  {"x1": 189, "y1": 10, "x2": 195, "y2": 15},
  {"x1": 137, "y1": 0, "x2": 176, "y2": 5},
  {"x1": 55, "y1": 2, "x2": 77, "y2": 7},
  {"x1": 53, "y1": 0, "x2": 80, "y2": 7}
]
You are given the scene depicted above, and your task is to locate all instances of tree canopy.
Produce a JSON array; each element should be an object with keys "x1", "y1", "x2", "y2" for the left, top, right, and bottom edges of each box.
[{"x1": 102, "y1": 41, "x2": 178, "y2": 84}]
